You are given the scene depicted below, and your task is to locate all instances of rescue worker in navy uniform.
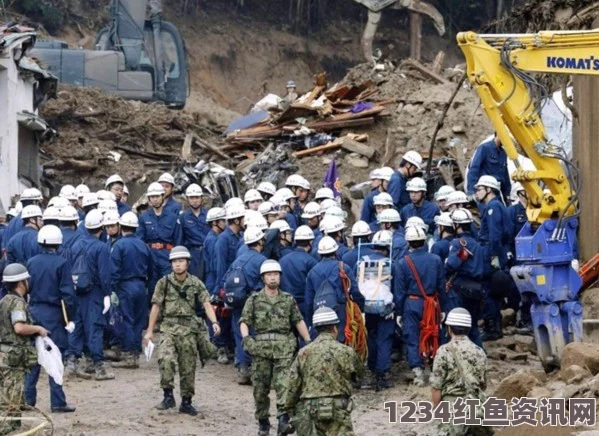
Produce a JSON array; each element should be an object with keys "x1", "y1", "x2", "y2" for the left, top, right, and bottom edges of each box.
[
  {"x1": 222, "y1": 226, "x2": 267, "y2": 385},
  {"x1": 277, "y1": 188, "x2": 299, "y2": 232},
  {"x1": 360, "y1": 167, "x2": 394, "y2": 224},
  {"x1": 57, "y1": 206, "x2": 83, "y2": 257},
  {"x1": 431, "y1": 213, "x2": 455, "y2": 263},
  {"x1": 257, "y1": 182, "x2": 277, "y2": 202},
  {"x1": 137, "y1": 182, "x2": 183, "y2": 307},
  {"x1": 466, "y1": 134, "x2": 511, "y2": 201},
  {"x1": 388, "y1": 150, "x2": 422, "y2": 211},
  {"x1": 342, "y1": 221, "x2": 373, "y2": 270},
  {"x1": 244, "y1": 189, "x2": 264, "y2": 212},
  {"x1": 6, "y1": 205, "x2": 43, "y2": 265},
  {"x1": 301, "y1": 202, "x2": 322, "y2": 242},
  {"x1": 321, "y1": 216, "x2": 350, "y2": 260},
  {"x1": 105, "y1": 174, "x2": 131, "y2": 215},
  {"x1": 474, "y1": 175, "x2": 511, "y2": 341},
  {"x1": 180, "y1": 184, "x2": 210, "y2": 279},
  {"x1": 355, "y1": 230, "x2": 395, "y2": 392},
  {"x1": 110, "y1": 212, "x2": 153, "y2": 369},
  {"x1": 68, "y1": 209, "x2": 115, "y2": 381},
  {"x1": 444, "y1": 209, "x2": 485, "y2": 348},
  {"x1": 2, "y1": 188, "x2": 43, "y2": 252},
  {"x1": 214, "y1": 203, "x2": 245, "y2": 300},
  {"x1": 305, "y1": 236, "x2": 364, "y2": 341},
  {"x1": 103, "y1": 210, "x2": 121, "y2": 248},
  {"x1": 434, "y1": 185, "x2": 456, "y2": 213},
  {"x1": 369, "y1": 193, "x2": 394, "y2": 233},
  {"x1": 401, "y1": 177, "x2": 440, "y2": 234},
  {"x1": 378, "y1": 209, "x2": 408, "y2": 263},
  {"x1": 270, "y1": 220, "x2": 294, "y2": 258},
  {"x1": 507, "y1": 183, "x2": 532, "y2": 332},
  {"x1": 280, "y1": 226, "x2": 318, "y2": 320},
  {"x1": 158, "y1": 172, "x2": 182, "y2": 215},
  {"x1": 25, "y1": 225, "x2": 77, "y2": 413},
  {"x1": 394, "y1": 225, "x2": 445, "y2": 387}
]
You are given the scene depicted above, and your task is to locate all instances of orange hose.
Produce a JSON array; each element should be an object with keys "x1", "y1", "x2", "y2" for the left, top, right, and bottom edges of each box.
[
  {"x1": 419, "y1": 294, "x2": 440, "y2": 363},
  {"x1": 339, "y1": 262, "x2": 368, "y2": 361}
]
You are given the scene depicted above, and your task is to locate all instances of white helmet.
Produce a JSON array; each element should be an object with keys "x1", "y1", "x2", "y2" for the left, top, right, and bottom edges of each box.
[
  {"x1": 260, "y1": 259, "x2": 282, "y2": 275},
  {"x1": 244, "y1": 189, "x2": 263, "y2": 203},
  {"x1": 185, "y1": 184, "x2": 203, "y2": 197},
  {"x1": 123, "y1": 185, "x2": 129, "y2": 195},
  {"x1": 225, "y1": 197, "x2": 244, "y2": 209},
  {"x1": 247, "y1": 216, "x2": 269, "y2": 231},
  {"x1": 373, "y1": 193, "x2": 393, "y2": 206},
  {"x1": 285, "y1": 174, "x2": 305, "y2": 188},
  {"x1": 295, "y1": 177, "x2": 311, "y2": 190},
  {"x1": 158, "y1": 173, "x2": 175, "y2": 185},
  {"x1": 314, "y1": 187, "x2": 334, "y2": 201},
  {"x1": 378, "y1": 209, "x2": 401, "y2": 223},
  {"x1": 369, "y1": 168, "x2": 383, "y2": 180},
  {"x1": 207, "y1": 207, "x2": 226, "y2": 222},
  {"x1": 379, "y1": 167, "x2": 395, "y2": 182},
  {"x1": 294, "y1": 225, "x2": 315, "y2": 241},
  {"x1": 270, "y1": 220, "x2": 291, "y2": 233},
  {"x1": 52, "y1": 197, "x2": 70, "y2": 210},
  {"x1": 405, "y1": 226, "x2": 427, "y2": 242},
  {"x1": 318, "y1": 236, "x2": 339, "y2": 254},
  {"x1": 21, "y1": 188, "x2": 43, "y2": 201},
  {"x1": 75, "y1": 184, "x2": 90, "y2": 198},
  {"x1": 244, "y1": 227, "x2": 265, "y2": 245},
  {"x1": 301, "y1": 202, "x2": 321, "y2": 219},
  {"x1": 475, "y1": 175, "x2": 501, "y2": 191},
  {"x1": 372, "y1": 230, "x2": 393, "y2": 246},
  {"x1": 435, "y1": 185, "x2": 456, "y2": 202},
  {"x1": 511, "y1": 182, "x2": 525, "y2": 199},
  {"x1": 451, "y1": 208, "x2": 474, "y2": 224},
  {"x1": 258, "y1": 202, "x2": 277, "y2": 216},
  {"x1": 105, "y1": 174, "x2": 124, "y2": 188},
  {"x1": 21, "y1": 205, "x2": 42, "y2": 219},
  {"x1": 97, "y1": 190, "x2": 117, "y2": 201},
  {"x1": 319, "y1": 198, "x2": 338, "y2": 213},
  {"x1": 43, "y1": 206, "x2": 60, "y2": 222},
  {"x1": 276, "y1": 188, "x2": 296, "y2": 202},
  {"x1": 119, "y1": 211, "x2": 139, "y2": 228},
  {"x1": 322, "y1": 216, "x2": 345, "y2": 234},
  {"x1": 445, "y1": 307, "x2": 472, "y2": 328},
  {"x1": 146, "y1": 182, "x2": 165, "y2": 196},
  {"x1": 434, "y1": 212, "x2": 454, "y2": 228},
  {"x1": 103, "y1": 210, "x2": 121, "y2": 226},
  {"x1": 446, "y1": 191, "x2": 469, "y2": 207},
  {"x1": 405, "y1": 216, "x2": 428, "y2": 231},
  {"x1": 257, "y1": 182, "x2": 277, "y2": 197},
  {"x1": 7, "y1": 208, "x2": 18, "y2": 218},
  {"x1": 169, "y1": 246, "x2": 191, "y2": 261},
  {"x1": 226, "y1": 204, "x2": 246, "y2": 220},
  {"x1": 82, "y1": 193, "x2": 100, "y2": 208},
  {"x1": 324, "y1": 206, "x2": 347, "y2": 221},
  {"x1": 37, "y1": 225, "x2": 63, "y2": 245},
  {"x1": 59, "y1": 185, "x2": 78, "y2": 201},
  {"x1": 47, "y1": 197, "x2": 59, "y2": 208},
  {"x1": 85, "y1": 209, "x2": 105, "y2": 229},
  {"x1": 351, "y1": 221, "x2": 372, "y2": 237},
  {"x1": 406, "y1": 177, "x2": 427, "y2": 192},
  {"x1": 402, "y1": 150, "x2": 423, "y2": 170},
  {"x1": 245, "y1": 209, "x2": 263, "y2": 223},
  {"x1": 98, "y1": 200, "x2": 118, "y2": 214}
]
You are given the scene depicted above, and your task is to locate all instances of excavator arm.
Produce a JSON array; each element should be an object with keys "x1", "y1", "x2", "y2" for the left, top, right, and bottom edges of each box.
[{"x1": 456, "y1": 30, "x2": 599, "y2": 370}]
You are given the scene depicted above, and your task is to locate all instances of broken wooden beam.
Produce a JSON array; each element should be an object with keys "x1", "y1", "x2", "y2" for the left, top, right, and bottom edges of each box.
[
  {"x1": 403, "y1": 58, "x2": 449, "y2": 85},
  {"x1": 293, "y1": 139, "x2": 343, "y2": 158},
  {"x1": 114, "y1": 145, "x2": 174, "y2": 160},
  {"x1": 193, "y1": 135, "x2": 229, "y2": 160},
  {"x1": 341, "y1": 138, "x2": 375, "y2": 159},
  {"x1": 44, "y1": 159, "x2": 97, "y2": 171},
  {"x1": 432, "y1": 50, "x2": 446, "y2": 74}
]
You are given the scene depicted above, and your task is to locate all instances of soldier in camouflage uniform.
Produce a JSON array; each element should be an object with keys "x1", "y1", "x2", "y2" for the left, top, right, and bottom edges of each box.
[
  {"x1": 286, "y1": 307, "x2": 364, "y2": 436},
  {"x1": 430, "y1": 307, "x2": 493, "y2": 436},
  {"x1": 0, "y1": 264, "x2": 48, "y2": 434},
  {"x1": 144, "y1": 246, "x2": 221, "y2": 416},
  {"x1": 240, "y1": 259, "x2": 311, "y2": 436}
]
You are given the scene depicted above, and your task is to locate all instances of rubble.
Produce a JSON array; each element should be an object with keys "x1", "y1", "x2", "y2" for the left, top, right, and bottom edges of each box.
[
  {"x1": 561, "y1": 342, "x2": 599, "y2": 376},
  {"x1": 560, "y1": 364, "x2": 592, "y2": 385},
  {"x1": 493, "y1": 369, "x2": 543, "y2": 401}
]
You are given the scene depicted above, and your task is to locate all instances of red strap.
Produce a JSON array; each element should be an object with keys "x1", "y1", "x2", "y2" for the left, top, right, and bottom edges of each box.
[{"x1": 405, "y1": 255, "x2": 429, "y2": 299}]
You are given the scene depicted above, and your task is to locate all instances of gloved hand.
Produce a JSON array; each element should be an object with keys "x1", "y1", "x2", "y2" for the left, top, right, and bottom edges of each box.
[
  {"x1": 384, "y1": 312, "x2": 394, "y2": 320},
  {"x1": 102, "y1": 296, "x2": 111, "y2": 315},
  {"x1": 491, "y1": 256, "x2": 500, "y2": 269},
  {"x1": 110, "y1": 292, "x2": 119, "y2": 307},
  {"x1": 507, "y1": 252, "x2": 515, "y2": 268},
  {"x1": 396, "y1": 316, "x2": 402, "y2": 329},
  {"x1": 65, "y1": 322, "x2": 75, "y2": 333}
]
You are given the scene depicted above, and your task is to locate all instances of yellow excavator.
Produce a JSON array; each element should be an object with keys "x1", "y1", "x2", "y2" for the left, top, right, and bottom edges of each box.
[{"x1": 456, "y1": 30, "x2": 599, "y2": 370}]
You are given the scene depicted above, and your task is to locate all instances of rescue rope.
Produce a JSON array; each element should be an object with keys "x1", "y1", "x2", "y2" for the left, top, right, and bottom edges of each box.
[
  {"x1": 405, "y1": 256, "x2": 441, "y2": 365},
  {"x1": 338, "y1": 262, "x2": 368, "y2": 361}
]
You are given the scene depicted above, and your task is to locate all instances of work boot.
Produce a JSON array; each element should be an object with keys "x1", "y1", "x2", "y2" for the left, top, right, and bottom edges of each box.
[
  {"x1": 412, "y1": 367, "x2": 426, "y2": 387},
  {"x1": 51, "y1": 405, "x2": 76, "y2": 413},
  {"x1": 112, "y1": 352, "x2": 139, "y2": 369},
  {"x1": 217, "y1": 347, "x2": 230, "y2": 365},
  {"x1": 237, "y1": 364, "x2": 252, "y2": 385},
  {"x1": 258, "y1": 418, "x2": 270, "y2": 436},
  {"x1": 376, "y1": 372, "x2": 394, "y2": 392},
  {"x1": 277, "y1": 413, "x2": 293, "y2": 436},
  {"x1": 65, "y1": 355, "x2": 76, "y2": 378},
  {"x1": 94, "y1": 361, "x2": 115, "y2": 381},
  {"x1": 482, "y1": 319, "x2": 502, "y2": 342},
  {"x1": 517, "y1": 319, "x2": 533, "y2": 335},
  {"x1": 66, "y1": 356, "x2": 92, "y2": 380},
  {"x1": 82, "y1": 356, "x2": 95, "y2": 374},
  {"x1": 361, "y1": 369, "x2": 376, "y2": 389},
  {"x1": 179, "y1": 397, "x2": 198, "y2": 416},
  {"x1": 156, "y1": 389, "x2": 176, "y2": 410},
  {"x1": 104, "y1": 345, "x2": 121, "y2": 362}
]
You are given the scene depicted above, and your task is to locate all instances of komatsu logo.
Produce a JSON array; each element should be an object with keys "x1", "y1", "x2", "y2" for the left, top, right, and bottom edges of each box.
[{"x1": 547, "y1": 56, "x2": 599, "y2": 70}]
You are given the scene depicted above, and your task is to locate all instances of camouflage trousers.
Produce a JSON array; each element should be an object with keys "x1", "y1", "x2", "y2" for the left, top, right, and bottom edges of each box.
[
  {"x1": 438, "y1": 396, "x2": 494, "y2": 436},
  {"x1": 291, "y1": 397, "x2": 354, "y2": 436},
  {"x1": 158, "y1": 332, "x2": 198, "y2": 397},
  {"x1": 0, "y1": 367, "x2": 26, "y2": 435},
  {"x1": 252, "y1": 357, "x2": 292, "y2": 420}
]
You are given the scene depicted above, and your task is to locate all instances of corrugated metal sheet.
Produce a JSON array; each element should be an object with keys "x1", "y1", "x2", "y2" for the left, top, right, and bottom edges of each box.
[{"x1": 573, "y1": 76, "x2": 599, "y2": 261}]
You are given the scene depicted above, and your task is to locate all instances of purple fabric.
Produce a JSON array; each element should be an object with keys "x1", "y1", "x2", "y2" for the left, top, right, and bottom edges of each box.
[
  {"x1": 351, "y1": 101, "x2": 374, "y2": 113},
  {"x1": 323, "y1": 158, "x2": 341, "y2": 198}
]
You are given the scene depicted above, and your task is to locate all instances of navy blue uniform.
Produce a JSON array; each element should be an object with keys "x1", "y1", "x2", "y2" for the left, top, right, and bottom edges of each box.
[
  {"x1": 394, "y1": 248, "x2": 444, "y2": 369},
  {"x1": 400, "y1": 201, "x2": 440, "y2": 235},
  {"x1": 203, "y1": 229, "x2": 219, "y2": 294},
  {"x1": 388, "y1": 171, "x2": 410, "y2": 211},
  {"x1": 116, "y1": 201, "x2": 131, "y2": 215},
  {"x1": 6, "y1": 227, "x2": 40, "y2": 265},
  {"x1": 1, "y1": 214, "x2": 24, "y2": 251},
  {"x1": 467, "y1": 138, "x2": 511, "y2": 200},
  {"x1": 26, "y1": 250, "x2": 77, "y2": 409},
  {"x1": 59, "y1": 227, "x2": 83, "y2": 259},
  {"x1": 508, "y1": 201, "x2": 527, "y2": 239},
  {"x1": 214, "y1": 227, "x2": 242, "y2": 294},
  {"x1": 431, "y1": 236, "x2": 454, "y2": 264},
  {"x1": 280, "y1": 247, "x2": 318, "y2": 319},
  {"x1": 360, "y1": 189, "x2": 379, "y2": 223},
  {"x1": 342, "y1": 246, "x2": 375, "y2": 271},
  {"x1": 180, "y1": 208, "x2": 209, "y2": 278},
  {"x1": 163, "y1": 197, "x2": 181, "y2": 215},
  {"x1": 391, "y1": 228, "x2": 408, "y2": 263}
]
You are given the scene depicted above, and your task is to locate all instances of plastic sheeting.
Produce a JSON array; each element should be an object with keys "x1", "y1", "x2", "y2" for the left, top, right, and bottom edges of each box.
[{"x1": 36, "y1": 336, "x2": 64, "y2": 386}]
